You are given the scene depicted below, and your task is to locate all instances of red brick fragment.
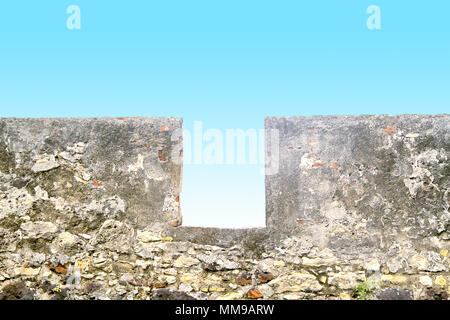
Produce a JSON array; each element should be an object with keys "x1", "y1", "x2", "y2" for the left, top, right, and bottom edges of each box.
[
  {"x1": 330, "y1": 162, "x2": 339, "y2": 169},
  {"x1": 48, "y1": 263, "x2": 69, "y2": 275},
  {"x1": 256, "y1": 271, "x2": 274, "y2": 283},
  {"x1": 92, "y1": 180, "x2": 102, "y2": 187},
  {"x1": 313, "y1": 161, "x2": 325, "y2": 168},
  {"x1": 381, "y1": 125, "x2": 395, "y2": 134},
  {"x1": 236, "y1": 273, "x2": 252, "y2": 286},
  {"x1": 154, "y1": 282, "x2": 166, "y2": 288},
  {"x1": 247, "y1": 289, "x2": 263, "y2": 299},
  {"x1": 168, "y1": 219, "x2": 180, "y2": 227},
  {"x1": 158, "y1": 150, "x2": 167, "y2": 162}
]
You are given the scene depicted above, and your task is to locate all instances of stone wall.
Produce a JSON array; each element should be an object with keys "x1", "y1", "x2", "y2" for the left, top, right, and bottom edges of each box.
[
  {"x1": 0, "y1": 116, "x2": 449, "y2": 300},
  {"x1": 263, "y1": 115, "x2": 450, "y2": 300}
]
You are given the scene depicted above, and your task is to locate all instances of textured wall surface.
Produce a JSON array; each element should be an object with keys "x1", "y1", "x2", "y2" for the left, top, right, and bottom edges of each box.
[
  {"x1": 0, "y1": 116, "x2": 449, "y2": 300},
  {"x1": 266, "y1": 115, "x2": 449, "y2": 252},
  {"x1": 0, "y1": 118, "x2": 183, "y2": 229}
]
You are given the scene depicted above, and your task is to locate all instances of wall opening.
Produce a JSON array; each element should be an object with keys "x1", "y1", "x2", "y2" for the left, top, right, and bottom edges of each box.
[{"x1": 180, "y1": 120, "x2": 266, "y2": 228}]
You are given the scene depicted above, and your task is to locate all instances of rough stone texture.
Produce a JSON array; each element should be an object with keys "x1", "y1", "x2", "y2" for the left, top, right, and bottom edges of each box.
[
  {"x1": 0, "y1": 115, "x2": 449, "y2": 300},
  {"x1": 266, "y1": 115, "x2": 449, "y2": 259},
  {"x1": 0, "y1": 117, "x2": 182, "y2": 229}
]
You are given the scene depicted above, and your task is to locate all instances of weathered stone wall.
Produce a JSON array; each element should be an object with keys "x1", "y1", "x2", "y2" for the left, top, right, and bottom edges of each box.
[
  {"x1": 263, "y1": 115, "x2": 449, "y2": 300},
  {"x1": 0, "y1": 116, "x2": 449, "y2": 300}
]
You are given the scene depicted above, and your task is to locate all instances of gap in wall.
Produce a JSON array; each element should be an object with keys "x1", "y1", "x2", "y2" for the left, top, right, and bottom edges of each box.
[{"x1": 179, "y1": 120, "x2": 266, "y2": 228}]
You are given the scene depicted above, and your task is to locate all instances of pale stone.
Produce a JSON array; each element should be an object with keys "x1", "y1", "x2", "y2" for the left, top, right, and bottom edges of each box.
[
  {"x1": 410, "y1": 254, "x2": 428, "y2": 270},
  {"x1": 197, "y1": 253, "x2": 241, "y2": 270},
  {"x1": 282, "y1": 293, "x2": 307, "y2": 300},
  {"x1": 136, "y1": 230, "x2": 160, "y2": 243},
  {"x1": 302, "y1": 248, "x2": 338, "y2": 267},
  {"x1": 339, "y1": 293, "x2": 352, "y2": 300},
  {"x1": 59, "y1": 151, "x2": 78, "y2": 163},
  {"x1": 302, "y1": 257, "x2": 337, "y2": 267},
  {"x1": 109, "y1": 279, "x2": 119, "y2": 286},
  {"x1": 34, "y1": 186, "x2": 49, "y2": 200},
  {"x1": 405, "y1": 133, "x2": 420, "y2": 138},
  {"x1": 217, "y1": 292, "x2": 243, "y2": 300},
  {"x1": 386, "y1": 257, "x2": 404, "y2": 273},
  {"x1": 258, "y1": 259, "x2": 276, "y2": 273},
  {"x1": 271, "y1": 272, "x2": 322, "y2": 293},
  {"x1": 91, "y1": 219, "x2": 132, "y2": 254},
  {"x1": 92, "y1": 256, "x2": 108, "y2": 268},
  {"x1": 180, "y1": 274, "x2": 196, "y2": 283},
  {"x1": 217, "y1": 259, "x2": 241, "y2": 270},
  {"x1": 434, "y1": 275, "x2": 447, "y2": 287},
  {"x1": 273, "y1": 260, "x2": 285, "y2": 268},
  {"x1": 75, "y1": 259, "x2": 90, "y2": 271},
  {"x1": 203, "y1": 274, "x2": 222, "y2": 285},
  {"x1": 209, "y1": 286, "x2": 226, "y2": 292},
  {"x1": 82, "y1": 172, "x2": 91, "y2": 181},
  {"x1": 178, "y1": 283, "x2": 193, "y2": 292},
  {"x1": 409, "y1": 252, "x2": 447, "y2": 272},
  {"x1": 329, "y1": 272, "x2": 364, "y2": 290},
  {"x1": 163, "y1": 268, "x2": 177, "y2": 276},
  {"x1": 15, "y1": 266, "x2": 40, "y2": 276},
  {"x1": 31, "y1": 155, "x2": 59, "y2": 173},
  {"x1": 20, "y1": 221, "x2": 58, "y2": 239},
  {"x1": 381, "y1": 274, "x2": 408, "y2": 284},
  {"x1": 135, "y1": 259, "x2": 152, "y2": 269},
  {"x1": 57, "y1": 231, "x2": 78, "y2": 247},
  {"x1": 365, "y1": 259, "x2": 381, "y2": 273},
  {"x1": 134, "y1": 242, "x2": 159, "y2": 259},
  {"x1": 166, "y1": 276, "x2": 177, "y2": 285},
  {"x1": 419, "y1": 275, "x2": 433, "y2": 287},
  {"x1": 258, "y1": 284, "x2": 274, "y2": 298},
  {"x1": 173, "y1": 255, "x2": 200, "y2": 268}
]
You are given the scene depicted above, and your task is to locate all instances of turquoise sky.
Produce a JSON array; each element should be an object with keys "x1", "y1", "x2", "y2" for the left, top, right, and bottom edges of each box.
[{"x1": 1, "y1": 1, "x2": 449, "y2": 227}]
